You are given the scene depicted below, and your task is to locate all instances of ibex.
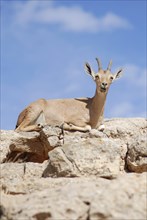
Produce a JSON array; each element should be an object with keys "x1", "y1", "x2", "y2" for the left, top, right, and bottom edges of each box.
[{"x1": 15, "y1": 58, "x2": 122, "y2": 132}]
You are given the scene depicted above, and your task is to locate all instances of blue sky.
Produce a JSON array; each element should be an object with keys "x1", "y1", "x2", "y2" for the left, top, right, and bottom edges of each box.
[{"x1": 1, "y1": 0, "x2": 146, "y2": 130}]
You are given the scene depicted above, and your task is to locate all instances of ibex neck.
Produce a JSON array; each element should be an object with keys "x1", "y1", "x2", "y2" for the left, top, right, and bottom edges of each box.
[{"x1": 90, "y1": 90, "x2": 107, "y2": 128}]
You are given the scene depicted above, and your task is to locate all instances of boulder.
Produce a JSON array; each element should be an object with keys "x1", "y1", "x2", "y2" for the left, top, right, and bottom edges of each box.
[
  {"x1": 126, "y1": 135, "x2": 147, "y2": 173},
  {"x1": 1, "y1": 126, "x2": 63, "y2": 163},
  {"x1": 43, "y1": 137, "x2": 127, "y2": 178}
]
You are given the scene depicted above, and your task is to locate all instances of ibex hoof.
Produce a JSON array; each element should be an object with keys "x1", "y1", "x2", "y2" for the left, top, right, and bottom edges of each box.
[
  {"x1": 98, "y1": 124, "x2": 105, "y2": 131},
  {"x1": 37, "y1": 123, "x2": 44, "y2": 129}
]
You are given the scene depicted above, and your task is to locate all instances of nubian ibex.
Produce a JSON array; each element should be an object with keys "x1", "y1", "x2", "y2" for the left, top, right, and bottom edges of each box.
[{"x1": 15, "y1": 58, "x2": 122, "y2": 132}]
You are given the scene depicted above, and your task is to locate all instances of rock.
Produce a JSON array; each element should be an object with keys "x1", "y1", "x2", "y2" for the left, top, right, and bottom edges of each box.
[
  {"x1": 0, "y1": 118, "x2": 147, "y2": 219},
  {"x1": 0, "y1": 173, "x2": 146, "y2": 220},
  {"x1": 1, "y1": 118, "x2": 147, "y2": 175},
  {"x1": 0, "y1": 204, "x2": 9, "y2": 220},
  {"x1": 42, "y1": 118, "x2": 147, "y2": 178},
  {"x1": 1, "y1": 126, "x2": 63, "y2": 163},
  {"x1": 43, "y1": 147, "x2": 76, "y2": 178},
  {"x1": 126, "y1": 135, "x2": 147, "y2": 173},
  {"x1": 89, "y1": 173, "x2": 147, "y2": 220},
  {"x1": 43, "y1": 138, "x2": 127, "y2": 178},
  {"x1": 103, "y1": 118, "x2": 146, "y2": 140},
  {"x1": 0, "y1": 161, "x2": 48, "y2": 195},
  {"x1": 0, "y1": 130, "x2": 17, "y2": 163}
]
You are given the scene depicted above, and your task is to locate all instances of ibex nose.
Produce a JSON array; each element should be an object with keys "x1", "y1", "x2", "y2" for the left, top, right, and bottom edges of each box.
[{"x1": 101, "y1": 82, "x2": 107, "y2": 87}]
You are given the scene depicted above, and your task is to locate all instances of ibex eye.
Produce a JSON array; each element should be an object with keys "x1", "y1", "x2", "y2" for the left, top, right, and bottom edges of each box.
[
  {"x1": 95, "y1": 75, "x2": 99, "y2": 79},
  {"x1": 110, "y1": 76, "x2": 114, "y2": 80}
]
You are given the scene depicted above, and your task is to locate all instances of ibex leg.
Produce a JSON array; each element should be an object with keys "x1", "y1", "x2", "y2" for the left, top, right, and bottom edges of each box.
[
  {"x1": 62, "y1": 123, "x2": 91, "y2": 132},
  {"x1": 15, "y1": 111, "x2": 46, "y2": 132}
]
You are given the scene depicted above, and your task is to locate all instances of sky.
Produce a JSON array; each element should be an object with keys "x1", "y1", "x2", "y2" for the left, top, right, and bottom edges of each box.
[{"x1": 1, "y1": 0, "x2": 146, "y2": 130}]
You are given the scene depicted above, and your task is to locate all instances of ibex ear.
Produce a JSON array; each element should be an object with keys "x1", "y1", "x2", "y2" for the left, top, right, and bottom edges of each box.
[
  {"x1": 113, "y1": 69, "x2": 123, "y2": 80},
  {"x1": 84, "y1": 62, "x2": 96, "y2": 80}
]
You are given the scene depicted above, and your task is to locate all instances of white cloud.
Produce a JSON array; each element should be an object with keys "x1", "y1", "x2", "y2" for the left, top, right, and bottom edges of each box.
[
  {"x1": 98, "y1": 13, "x2": 132, "y2": 31},
  {"x1": 13, "y1": 1, "x2": 132, "y2": 32}
]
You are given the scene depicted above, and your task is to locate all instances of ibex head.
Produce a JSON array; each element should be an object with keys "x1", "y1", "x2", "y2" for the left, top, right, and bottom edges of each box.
[{"x1": 85, "y1": 58, "x2": 123, "y2": 93}]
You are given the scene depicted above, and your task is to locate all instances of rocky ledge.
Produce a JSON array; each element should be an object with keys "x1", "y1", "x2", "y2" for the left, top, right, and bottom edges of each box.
[{"x1": 0, "y1": 118, "x2": 147, "y2": 220}]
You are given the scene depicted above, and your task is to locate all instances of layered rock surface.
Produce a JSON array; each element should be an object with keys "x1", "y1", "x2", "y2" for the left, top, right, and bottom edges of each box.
[{"x1": 0, "y1": 118, "x2": 147, "y2": 220}]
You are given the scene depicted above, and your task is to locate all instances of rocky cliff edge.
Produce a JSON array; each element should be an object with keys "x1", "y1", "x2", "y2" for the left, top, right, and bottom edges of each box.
[{"x1": 0, "y1": 118, "x2": 147, "y2": 219}]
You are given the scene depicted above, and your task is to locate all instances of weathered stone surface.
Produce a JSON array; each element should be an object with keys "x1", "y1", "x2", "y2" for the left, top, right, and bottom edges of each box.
[
  {"x1": 43, "y1": 138, "x2": 127, "y2": 178},
  {"x1": 1, "y1": 118, "x2": 147, "y2": 174},
  {"x1": 89, "y1": 173, "x2": 147, "y2": 220},
  {"x1": 103, "y1": 118, "x2": 146, "y2": 140},
  {"x1": 0, "y1": 130, "x2": 18, "y2": 163},
  {"x1": 0, "y1": 161, "x2": 48, "y2": 196},
  {"x1": 0, "y1": 173, "x2": 146, "y2": 220},
  {"x1": 126, "y1": 135, "x2": 147, "y2": 173},
  {"x1": 42, "y1": 118, "x2": 147, "y2": 178},
  {"x1": 0, "y1": 118, "x2": 147, "y2": 219},
  {"x1": 1, "y1": 126, "x2": 63, "y2": 163}
]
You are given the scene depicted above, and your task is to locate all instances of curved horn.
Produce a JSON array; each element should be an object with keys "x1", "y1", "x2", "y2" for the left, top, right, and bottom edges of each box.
[
  {"x1": 107, "y1": 60, "x2": 112, "y2": 71},
  {"x1": 96, "y1": 58, "x2": 102, "y2": 71}
]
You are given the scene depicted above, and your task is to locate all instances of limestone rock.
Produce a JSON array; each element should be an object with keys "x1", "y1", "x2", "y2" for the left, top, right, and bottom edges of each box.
[
  {"x1": 0, "y1": 130, "x2": 18, "y2": 163},
  {"x1": 1, "y1": 118, "x2": 147, "y2": 175},
  {"x1": 126, "y1": 135, "x2": 147, "y2": 173},
  {"x1": 0, "y1": 173, "x2": 146, "y2": 220},
  {"x1": 43, "y1": 138, "x2": 127, "y2": 178},
  {"x1": 0, "y1": 161, "x2": 48, "y2": 195},
  {"x1": 103, "y1": 118, "x2": 146, "y2": 140},
  {"x1": 1, "y1": 126, "x2": 63, "y2": 163},
  {"x1": 0, "y1": 118, "x2": 147, "y2": 219},
  {"x1": 89, "y1": 173, "x2": 147, "y2": 220},
  {"x1": 42, "y1": 118, "x2": 147, "y2": 178}
]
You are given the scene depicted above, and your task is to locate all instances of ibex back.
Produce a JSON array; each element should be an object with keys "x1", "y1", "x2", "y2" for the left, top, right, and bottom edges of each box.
[{"x1": 15, "y1": 58, "x2": 123, "y2": 132}]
